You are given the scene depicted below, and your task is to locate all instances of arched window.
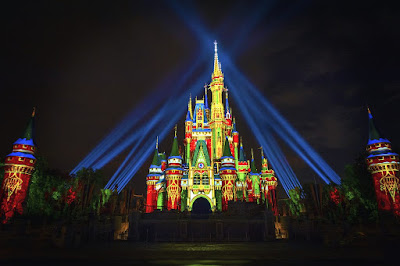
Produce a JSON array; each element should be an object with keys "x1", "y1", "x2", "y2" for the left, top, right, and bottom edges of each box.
[
  {"x1": 194, "y1": 173, "x2": 201, "y2": 185},
  {"x1": 202, "y1": 173, "x2": 209, "y2": 185}
]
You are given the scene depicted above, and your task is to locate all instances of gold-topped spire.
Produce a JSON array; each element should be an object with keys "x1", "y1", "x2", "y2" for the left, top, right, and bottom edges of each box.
[
  {"x1": 213, "y1": 40, "x2": 222, "y2": 77},
  {"x1": 240, "y1": 137, "x2": 243, "y2": 147},
  {"x1": 156, "y1": 136, "x2": 159, "y2": 149},
  {"x1": 251, "y1": 148, "x2": 254, "y2": 160},
  {"x1": 188, "y1": 94, "x2": 193, "y2": 120},
  {"x1": 32, "y1": 107, "x2": 36, "y2": 117},
  {"x1": 174, "y1": 124, "x2": 177, "y2": 137}
]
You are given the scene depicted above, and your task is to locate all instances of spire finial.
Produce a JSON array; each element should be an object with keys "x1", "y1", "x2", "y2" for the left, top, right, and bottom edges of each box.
[
  {"x1": 240, "y1": 137, "x2": 243, "y2": 147},
  {"x1": 259, "y1": 146, "x2": 264, "y2": 159},
  {"x1": 213, "y1": 40, "x2": 221, "y2": 76},
  {"x1": 156, "y1": 136, "x2": 159, "y2": 149},
  {"x1": 251, "y1": 148, "x2": 254, "y2": 160},
  {"x1": 367, "y1": 106, "x2": 373, "y2": 119},
  {"x1": 32, "y1": 107, "x2": 36, "y2": 117},
  {"x1": 174, "y1": 124, "x2": 177, "y2": 137}
]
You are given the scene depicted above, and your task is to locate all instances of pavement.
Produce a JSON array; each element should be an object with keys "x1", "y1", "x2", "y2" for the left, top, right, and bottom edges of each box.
[{"x1": 0, "y1": 238, "x2": 397, "y2": 265}]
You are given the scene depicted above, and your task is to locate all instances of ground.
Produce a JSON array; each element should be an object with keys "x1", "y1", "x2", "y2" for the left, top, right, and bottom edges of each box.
[{"x1": 0, "y1": 239, "x2": 396, "y2": 265}]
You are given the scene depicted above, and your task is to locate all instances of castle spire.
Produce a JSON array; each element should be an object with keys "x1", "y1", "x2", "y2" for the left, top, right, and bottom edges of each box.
[
  {"x1": 225, "y1": 89, "x2": 230, "y2": 113},
  {"x1": 204, "y1": 84, "x2": 209, "y2": 110},
  {"x1": 188, "y1": 94, "x2": 193, "y2": 120},
  {"x1": 213, "y1": 40, "x2": 222, "y2": 77},
  {"x1": 367, "y1": 107, "x2": 389, "y2": 144}
]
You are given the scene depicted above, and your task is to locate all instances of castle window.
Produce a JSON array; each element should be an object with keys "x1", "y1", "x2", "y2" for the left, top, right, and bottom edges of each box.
[
  {"x1": 379, "y1": 157, "x2": 384, "y2": 161},
  {"x1": 194, "y1": 173, "x2": 201, "y2": 185},
  {"x1": 376, "y1": 143, "x2": 381, "y2": 147},
  {"x1": 391, "y1": 156, "x2": 396, "y2": 160},
  {"x1": 30, "y1": 160, "x2": 34, "y2": 163},
  {"x1": 202, "y1": 173, "x2": 209, "y2": 185},
  {"x1": 18, "y1": 157, "x2": 24, "y2": 162},
  {"x1": 7, "y1": 157, "x2": 11, "y2": 161},
  {"x1": 22, "y1": 145, "x2": 27, "y2": 148}
]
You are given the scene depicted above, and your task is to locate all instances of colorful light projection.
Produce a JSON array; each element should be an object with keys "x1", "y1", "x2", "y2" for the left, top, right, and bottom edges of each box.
[{"x1": 0, "y1": 109, "x2": 36, "y2": 223}]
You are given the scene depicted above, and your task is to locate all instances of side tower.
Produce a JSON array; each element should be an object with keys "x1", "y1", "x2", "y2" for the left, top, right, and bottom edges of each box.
[
  {"x1": 1, "y1": 109, "x2": 37, "y2": 223},
  {"x1": 166, "y1": 129, "x2": 184, "y2": 210},
  {"x1": 366, "y1": 108, "x2": 400, "y2": 215},
  {"x1": 236, "y1": 139, "x2": 248, "y2": 201},
  {"x1": 145, "y1": 138, "x2": 163, "y2": 213},
  {"x1": 219, "y1": 138, "x2": 237, "y2": 211},
  {"x1": 248, "y1": 149, "x2": 261, "y2": 203},
  {"x1": 260, "y1": 148, "x2": 278, "y2": 215}
]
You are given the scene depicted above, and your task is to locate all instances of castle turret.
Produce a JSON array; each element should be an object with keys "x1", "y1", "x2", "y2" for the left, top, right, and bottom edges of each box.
[
  {"x1": 248, "y1": 149, "x2": 261, "y2": 203},
  {"x1": 366, "y1": 107, "x2": 400, "y2": 215},
  {"x1": 145, "y1": 137, "x2": 162, "y2": 213},
  {"x1": 260, "y1": 148, "x2": 278, "y2": 215},
  {"x1": 204, "y1": 85, "x2": 210, "y2": 122},
  {"x1": 1, "y1": 108, "x2": 37, "y2": 223},
  {"x1": 232, "y1": 118, "x2": 239, "y2": 169},
  {"x1": 225, "y1": 91, "x2": 232, "y2": 137},
  {"x1": 236, "y1": 139, "x2": 248, "y2": 201},
  {"x1": 185, "y1": 96, "x2": 193, "y2": 166},
  {"x1": 219, "y1": 137, "x2": 237, "y2": 211},
  {"x1": 166, "y1": 127, "x2": 184, "y2": 210}
]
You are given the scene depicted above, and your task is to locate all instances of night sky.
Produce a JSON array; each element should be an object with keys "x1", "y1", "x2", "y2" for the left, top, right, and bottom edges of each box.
[{"x1": 2, "y1": 1, "x2": 399, "y2": 196}]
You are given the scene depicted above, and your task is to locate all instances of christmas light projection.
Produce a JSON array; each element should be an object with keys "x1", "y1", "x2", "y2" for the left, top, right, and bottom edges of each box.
[
  {"x1": 0, "y1": 109, "x2": 36, "y2": 223},
  {"x1": 366, "y1": 108, "x2": 400, "y2": 216},
  {"x1": 170, "y1": 4, "x2": 341, "y2": 189}
]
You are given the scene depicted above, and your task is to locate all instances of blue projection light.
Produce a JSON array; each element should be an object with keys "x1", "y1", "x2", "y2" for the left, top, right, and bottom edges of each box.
[
  {"x1": 169, "y1": 2, "x2": 341, "y2": 189},
  {"x1": 113, "y1": 72, "x2": 208, "y2": 192},
  {"x1": 71, "y1": 47, "x2": 209, "y2": 175}
]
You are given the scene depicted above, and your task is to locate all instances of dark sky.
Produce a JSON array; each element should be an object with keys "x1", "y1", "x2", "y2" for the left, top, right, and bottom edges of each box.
[{"x1": 2, "y1": 1, "x2": 400, "y2": 196}]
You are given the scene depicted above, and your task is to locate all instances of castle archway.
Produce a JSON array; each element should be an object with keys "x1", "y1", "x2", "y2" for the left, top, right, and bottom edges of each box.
[{"x1": 190, "y1": 195, "x2": 212, "y2": 214}]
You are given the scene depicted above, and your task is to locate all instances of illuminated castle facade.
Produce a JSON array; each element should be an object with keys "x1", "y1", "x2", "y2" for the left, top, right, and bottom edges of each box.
[
  {"x1": 0, "y1": 109, "x2": 37, "y2": 223},
  {"x1": 366, "y1": 108, "x2": 400, "y2": 216},
  {"x1": 146, "y1": 42, "x2": 278, "y2": 214}
]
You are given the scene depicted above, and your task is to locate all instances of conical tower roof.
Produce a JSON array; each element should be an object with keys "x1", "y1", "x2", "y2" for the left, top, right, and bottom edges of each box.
[
  {"x1": 170, "y1": 137, "x2": 180, "y2": 157},
  {"x1": 14, "y1": 108, "x2": 36, "y2": 146},
  {"x1": 222, "y1": 137, "x2": 233, "y2": 158},
  {"x1": 239, "y1": 141, "x2": 246, "y2": 162},
  {"x1": 151, "y1": 137, "x2": 161, "y2": 166},
  {"x1": 250, "y1": 149, "x2": 258, "y2": 173},
  {"x1": 367, "y1": 107, "x2": 390, "y2": 145}
]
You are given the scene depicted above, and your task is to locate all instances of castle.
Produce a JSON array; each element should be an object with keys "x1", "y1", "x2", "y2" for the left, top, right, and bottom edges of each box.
[{"x1": 145, "y1": 42, "x2": 278, "y2": 214}]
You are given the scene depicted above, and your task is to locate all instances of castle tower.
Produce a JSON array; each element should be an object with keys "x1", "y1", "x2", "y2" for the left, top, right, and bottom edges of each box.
[
  {"x1": 260, "y1": 148, "x2": 278, "y2": 215},
  {"x1": 225, "y1": 91, "x2": 232, "y2": 137},
  {"x1": 145, "y1": 137, "x2": 162, "y2": 213},
  {"x1": 366, "y1": 108, "x2": 400, "y2": 215},
  {"x1": 219, "y1": 137, "x2": 237, "y2": 211},
  {"x1": 236, "y1": 139, "x2": 248, "y2": 201},
  {"x1": 166, "y1": 128, "x2": 184, "y2": 210},
  {"x1": 248, "y1": 149, "x2": 261, "y2": 203},
  {"x1": 1, "y1": 108, "x2": 37, "y2": 223},
  {"x1": 185, "y1": 96, "x2": 193, "y2": 165},
  {"x1": 209, "y1": 41, "x2": 226, "y2": 159},
  {"x1": 204, "y1": 86, "x2": 210, "y2": 122},
  {"x1": 232, "y1": 118, "x2": 239, "y2": 169}
]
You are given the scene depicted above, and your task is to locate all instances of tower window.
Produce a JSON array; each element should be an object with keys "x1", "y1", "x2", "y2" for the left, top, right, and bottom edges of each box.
[{"x1": 194, "y1": 173, "x2": 201, "y2": 185}]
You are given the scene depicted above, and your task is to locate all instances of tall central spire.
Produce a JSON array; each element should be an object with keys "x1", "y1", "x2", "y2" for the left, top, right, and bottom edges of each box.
[{"x1": 213, "y1": 40, "x2": 222, "y2": 77}]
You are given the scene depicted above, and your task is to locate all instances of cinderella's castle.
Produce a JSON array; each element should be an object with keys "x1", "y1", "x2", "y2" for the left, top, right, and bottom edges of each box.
[{"x1": 145, "y1": 42, "x2": 278, "y2": 214}]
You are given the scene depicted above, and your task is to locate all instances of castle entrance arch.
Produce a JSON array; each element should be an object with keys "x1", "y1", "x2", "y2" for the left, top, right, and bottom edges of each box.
[{"x1": 190, "y1": 196, "x2": 212, "y2": 214}]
